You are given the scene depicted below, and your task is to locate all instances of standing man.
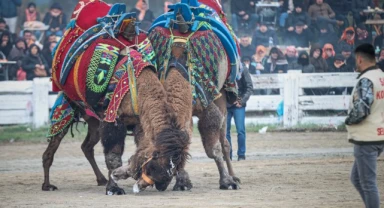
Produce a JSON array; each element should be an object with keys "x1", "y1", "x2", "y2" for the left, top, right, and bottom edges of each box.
[
  {"x1": 226, "y1": 63, "x2": 253, "y2": 161},
  {"x1": 346, "y1": 43, "x2": 384, "y2": 208},
  {"x1": 0, "y1": 0, "x2": 21, "y2": 35}
]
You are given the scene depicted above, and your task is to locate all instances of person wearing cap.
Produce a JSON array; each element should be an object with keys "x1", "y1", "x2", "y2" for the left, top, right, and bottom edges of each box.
[
  {"x1": 285, "y1": 3, "x2": 310, "y2": 33},
  {"x1": 251, "y1": 22, "x2": 278, "y2": 48},
  {"x1": 329, "y1": 54, "x2": 349, "y2": 73},
  {"x1": 308, "y1": 0, "x2": 344, "y2": 33},
  {"x1": 346, "y1": 43, "x2": 384, "y2": 208},
  {"x1": 0, "y1": 0, "x2": 21, "y2": 34},
  {"x1": 341, "y1": 45, "x2": 356, "y2": 72},
  {"x1": 43, "y1": 3, "x2": 67, "y2": 37},
  {"x1": 226, "y1": 56, "x2": 253, "y2": 161},
  {"x1": 286, "y1": 21, "x2": 313, "y2": 48}
]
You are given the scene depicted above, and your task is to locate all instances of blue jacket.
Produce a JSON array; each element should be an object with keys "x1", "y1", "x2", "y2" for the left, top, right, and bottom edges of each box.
[{"x1": 0, "y1": 0, "x2": 21, "y2": 18}]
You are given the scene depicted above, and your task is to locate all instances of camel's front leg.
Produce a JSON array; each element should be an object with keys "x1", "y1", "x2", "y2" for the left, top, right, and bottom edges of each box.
[
  {"x1": 100, "y1": 120, "x2": 126, "y2": 195},
  {"x1": 197, "y1": 103, "x2": 239, "y2": 190}
]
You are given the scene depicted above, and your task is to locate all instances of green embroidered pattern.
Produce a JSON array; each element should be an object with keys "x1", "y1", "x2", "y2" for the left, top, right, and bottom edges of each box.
[{"x1": 86, "y1": 44, "x2": 119, "y2": 93}]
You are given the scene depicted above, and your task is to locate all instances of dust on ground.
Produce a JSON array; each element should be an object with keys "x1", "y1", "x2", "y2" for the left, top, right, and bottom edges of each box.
[{"x1": 0, "y1": 132, "x2": 383, "y2": 208}]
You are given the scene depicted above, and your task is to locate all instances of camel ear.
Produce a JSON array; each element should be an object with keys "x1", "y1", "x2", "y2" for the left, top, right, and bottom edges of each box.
[{"x1": 152, "y1": 151, "x2": 160, "y2": 160}]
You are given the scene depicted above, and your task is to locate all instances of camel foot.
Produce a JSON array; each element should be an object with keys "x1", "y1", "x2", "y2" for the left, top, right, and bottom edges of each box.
[
  {"x1": 97, "y1": 177, "x2": 108, "y2": 186},
  {"x1": 106, "y1": 186, "x2": 125, "y2": 195},
  {"x1": 42, "y1": 183, "x2": 58, "y2": 191},
  {"x1": 173, "y1": 176, "x2": 193, "y2": 191},
  {"x1": 219, "y1": 176, "x2": 240, "y2": 190}
]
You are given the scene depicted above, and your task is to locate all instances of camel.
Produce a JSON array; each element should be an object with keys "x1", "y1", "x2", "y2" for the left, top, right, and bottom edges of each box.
[
  {"x1": 111, "y1": 2, "x2": 241, "y2": 192},
  {"x1": 43, "y1": 15, "x2": 189, "y2": 195}
]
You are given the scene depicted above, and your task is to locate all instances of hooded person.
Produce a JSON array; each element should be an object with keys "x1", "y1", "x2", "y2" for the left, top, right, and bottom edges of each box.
[
  {"x1": 0, "y1": 30, "x2": 13, "y2": 58},
  {"x1": 297, "y1": 50, "x2": 315, "y2": 73},
  {"x1": 341, "y1": 44, "x2": 355, "y2": 72},
  {"x1": 21, "y1": 44, "x2": 49, "y2": 80},
  {"x1": 8, "y1": 38, "x2": 27, "y2": 79},
  {"x1": 316, "y1": 21, "x2": 338, "y2": 48},
  {"x1": 43, "y1": 3, "x2": 67, "y2": 37},
  {"x1": 287, "y1": 21, "x2": 313, "y2": 47},
  {"x1": 355, "y1": 24, "x2": 371, "y2": 46},
  {"x1": 322, "y1": 43, "x2": 336, "y2": 68},
  {"x1": 251, "y1": 45, "x2": 267, "y2": 73},
  {"x1": 338, "y1": 27, "x2": 355, "y2": 52},
  {"x1": 263, "y1": 47, "x2": 288, "y2": 74},
  {"x1": 310, "y1": 44, "x2": 328, "y2": 73}
]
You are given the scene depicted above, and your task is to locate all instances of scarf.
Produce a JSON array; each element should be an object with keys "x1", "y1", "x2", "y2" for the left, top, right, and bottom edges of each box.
[
  {"x1": 25, "y1": 9, "x2": 37, "y2": 22},
  {"x1": 340, "y1": 27, "x2": 355, "y2": 45}
]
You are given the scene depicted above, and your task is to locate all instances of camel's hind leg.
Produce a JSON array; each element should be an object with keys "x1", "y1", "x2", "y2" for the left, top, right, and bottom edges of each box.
[
  {"x1": 197, "y1": 96, "x2": 239, "y2": 190},
  {"x1": 81, "y1": 116, "x2": 108, "y2": 186},
  {"x1": 100, "y1": 120, "x2": 126, "y2": 195},
  {"x1": 42, "y1": 125, "x2": 69, "y2": 191}
]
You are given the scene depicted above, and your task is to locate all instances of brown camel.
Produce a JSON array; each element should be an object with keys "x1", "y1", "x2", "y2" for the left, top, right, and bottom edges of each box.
[{"x1": 112, "y1": 27, "x2": 240, "y2": 192}]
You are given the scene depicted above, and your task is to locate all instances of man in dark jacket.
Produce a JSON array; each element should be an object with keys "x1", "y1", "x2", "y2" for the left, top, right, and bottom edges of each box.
[
  {"x1": 0, "y1": 0, "x2": 21, "y2": 34},
  {"x1": 231, "y1": 0, "x2": 258, "y2": 33},
  {"x1": 287, "y1": 21, "x2": 313, "y2": 47},
  {"x1": 239, "y1": 34, "x2": 255, "y2": 59},
  {"x1": 251, "y1": 22, "x2": 278, "y2": 48},
  {"x1": 43, "y1": 3, "x2": 67, "y2": 37},
  {"x1": 341, "y1": 45, "x2": 356, "y2": 72},
  {"x1": 316, "y1": 22, "x2": 338, "y2": 48},
  {"x1": 226, "y1": 65, "x2": 253, "y2": 161},
  {"x1": 308, "y1": 0, "x2": 343, "y2": 33},
  {"x1": 285, "y1": 3, "x2": 311, "y2": 32},
  {"x1": 352, "y1": 0, "x2": 374, "y2": 25}
]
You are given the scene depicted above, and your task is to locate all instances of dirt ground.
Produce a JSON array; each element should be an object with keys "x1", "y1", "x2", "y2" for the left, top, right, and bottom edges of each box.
[{"x1": 0, "y1": 132, "x2": 383, "y2": 208}]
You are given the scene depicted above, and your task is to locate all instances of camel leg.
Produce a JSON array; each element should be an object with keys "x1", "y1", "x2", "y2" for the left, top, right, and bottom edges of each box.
[
  {"x1": 100, "y1": 120, "x2": 126, "y2": 195},
  {"x1": 197, "y1": 102, "x2": 239, "y2": 190},
  {"x1": 81, "y1": 117, "x2": 108, "y2": 186},
  {"x1": 42, "y1": 126, "x2": 69, "y2": 191},
  {"x1": 215, "y1": 93, "x2": 240, "y2": 183}
]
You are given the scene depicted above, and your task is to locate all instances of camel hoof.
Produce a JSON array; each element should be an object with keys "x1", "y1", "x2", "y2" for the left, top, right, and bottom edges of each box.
[
  {"x1": 232, "y1": 176, "x2": 241, "y2": 184},
  {"x1": 42, "y1": 183, "x2": 58, "y2": 191},
  {"x1": 97, "y1": 177, "x2": 108, "y2": 186},
  {"x1": 172, "y1": 178, "x2": 193, "y2": 191},
  {"x1": 219, "y1": 176, "x2": 240, "y2": 190},
  {"x1": 106, "y1": 186, "x2": 125, "y2": 195}
]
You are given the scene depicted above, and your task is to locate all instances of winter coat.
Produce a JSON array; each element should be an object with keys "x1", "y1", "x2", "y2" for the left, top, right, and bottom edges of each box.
[
  {"x1": 309, "y1": 46, "x2": 328, "y2": 72},
  {"x1": 0, "y1": 31, "x2": 13, "y2": 58},
  {"x1": 231, "y1": 0, "x2": 255, "y2": 16},
  {"x1": 263, "y1": 57, "x2": 288, "y2": 74},
  {"x1": 352, "y1": 0, "x2": 374, "y2": 16},
  {"x1": 233, "y1": 67, "x2": 253, "y2": 107},
  {"x1": 317, "y1": 31, "x2": 338, "y2": 48},
  {"x1": 296, "y1": 51, "x2": 315, "y2": 73},
  {"x1": 286, "y1": 11, "x2": 311, "y2": 28},
  {"x1": 308, "y1": 3, "x2": 335, "y2": 20},
  {"x1": 21, "y1": 45, "x2": 49, "y2": 80},
  {"x1": 240, "y1": 44, "x2": 255, "y2": 59},
  {"x1": 0, "y1": 0, "x2": 21, "y2": 18},
  {"x1": 287, "y1": 29, "x2": 313, "y2": 47},
  {"x1": 251, "y1": 29, "x2": 278, "y2": 48},
  {"x1": 43, "y1": 12, "x2": 67, "y2": 31},
  {"x1": 328, "y1": 63, "x2": 349, "y2": 73},
  {"x1": 286, "y1": 56, "x2": 300, "y2": 70}
]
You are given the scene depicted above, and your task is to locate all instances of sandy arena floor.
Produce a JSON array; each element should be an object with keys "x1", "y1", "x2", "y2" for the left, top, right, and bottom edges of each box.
[{"x1": 0, "y1": 132, "x2": 383, "y2": 208}]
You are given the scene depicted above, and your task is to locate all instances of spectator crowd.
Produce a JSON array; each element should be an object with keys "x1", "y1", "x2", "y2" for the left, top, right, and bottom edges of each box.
[{"x1": 1, "y1": 0, "x2": 384, "y2": 84}]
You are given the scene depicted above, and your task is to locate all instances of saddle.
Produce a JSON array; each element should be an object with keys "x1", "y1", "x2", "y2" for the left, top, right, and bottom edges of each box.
[
  {"x1": 49, "y1": 1, "x2": 156, "y2": 137},
  {"x1": 148, "y1": 0, "x2": 240, "y2": 84}
]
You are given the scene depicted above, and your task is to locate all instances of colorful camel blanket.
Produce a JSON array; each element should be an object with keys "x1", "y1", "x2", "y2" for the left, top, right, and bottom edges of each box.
[{"x1": 149, "y1": 27, "x2": 237, "y2": 108}]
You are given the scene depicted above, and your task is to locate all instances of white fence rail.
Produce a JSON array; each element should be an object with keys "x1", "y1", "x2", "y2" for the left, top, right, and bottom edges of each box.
[{"x1": 0, "y1": 72, "x2": 357, "y2": 128}]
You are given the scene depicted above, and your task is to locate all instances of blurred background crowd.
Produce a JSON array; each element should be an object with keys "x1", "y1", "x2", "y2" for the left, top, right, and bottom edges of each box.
[{"x1": 1, "y1": 0, "x2": 384, "y2": 85}]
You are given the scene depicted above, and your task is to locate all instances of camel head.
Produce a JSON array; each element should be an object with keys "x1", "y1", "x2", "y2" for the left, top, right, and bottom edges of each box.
[
  {"x1": 120, "y1": 18, "x2": 138, "y2": 42},
  {"x1": 136, "y1": 125, "x2": 190, "y2": 193}
]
